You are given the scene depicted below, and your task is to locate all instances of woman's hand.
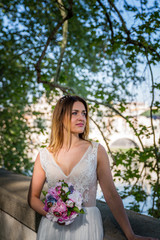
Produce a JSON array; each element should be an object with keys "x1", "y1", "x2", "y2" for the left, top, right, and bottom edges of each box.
[{"x1": 129, "y1": 235, "x2": 159, "y2": 240}]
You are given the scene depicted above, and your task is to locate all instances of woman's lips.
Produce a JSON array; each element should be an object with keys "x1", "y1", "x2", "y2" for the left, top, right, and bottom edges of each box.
[{"x1": 76, "y1": 123, "x2": 84, "y2": 127}]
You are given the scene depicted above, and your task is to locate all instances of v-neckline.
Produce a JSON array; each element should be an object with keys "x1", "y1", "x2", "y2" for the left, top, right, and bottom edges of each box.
[{"x1": 45, "y1": 144, "x2": 92, "y2": 178}]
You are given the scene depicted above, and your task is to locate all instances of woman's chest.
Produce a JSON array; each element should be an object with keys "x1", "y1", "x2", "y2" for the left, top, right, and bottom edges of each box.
[
  {"x1": 45, "y1": 145, "x2": 97, "y2": 187},
  {"x1": 53, "y1": 147, "x2": 90, "y2": 177}
]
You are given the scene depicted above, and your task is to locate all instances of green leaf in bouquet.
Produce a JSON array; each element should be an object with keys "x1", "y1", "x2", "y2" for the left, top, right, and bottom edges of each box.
[
  {"x1": 73, "y1": 206, "x2": 85, "y2": 214},
  {"x1": 42, "y1": 190, "x2": 47, "y2": 203},
  {"x1": 79, "y1": 209, "x2": 85, "y2": 214},
  {"x1": 66, "y1": 191, "x2": 71, "y2": 197},
  {"x1": 62, "y1": 182, "x2": 68, "y2": 187},
  {"x1": 67, "y1": 209, "x2": 72, "y2": 216},
  {"x1": 42, "y1": 190, "x2": 47, "y2": 197},
  {"x1": 60, "y1": 194, "x2": 67, "y2": 202}
]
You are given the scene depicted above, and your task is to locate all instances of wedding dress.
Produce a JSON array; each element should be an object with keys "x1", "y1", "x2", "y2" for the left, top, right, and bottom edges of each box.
[{"x1": 37, "y1": 141, "x2": 103, "y2": 240}]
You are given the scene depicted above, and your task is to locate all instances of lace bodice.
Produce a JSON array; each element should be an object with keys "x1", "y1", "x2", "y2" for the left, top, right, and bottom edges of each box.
[{"x1": 39, "y1": 142, "x2": 99, "y2": 207}]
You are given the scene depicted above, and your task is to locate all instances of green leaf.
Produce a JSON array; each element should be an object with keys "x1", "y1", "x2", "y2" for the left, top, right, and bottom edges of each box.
[{"x1": 72, "y1": 206, "x2": 84, "y2": 214}]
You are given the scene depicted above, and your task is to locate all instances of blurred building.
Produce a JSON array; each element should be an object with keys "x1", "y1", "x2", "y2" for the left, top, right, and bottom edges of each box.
[{"x1": 90, "y1": 102, "x2": 160, "y2": 149}]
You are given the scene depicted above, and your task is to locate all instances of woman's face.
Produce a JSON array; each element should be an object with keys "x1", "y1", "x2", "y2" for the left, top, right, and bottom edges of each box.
[{"x1": 63, "y1": 101, "x2": 87, "y2": 134}]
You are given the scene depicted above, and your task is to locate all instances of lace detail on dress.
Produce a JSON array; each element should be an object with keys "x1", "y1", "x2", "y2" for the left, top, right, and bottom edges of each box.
[{"x1": 39, "y1": 142, "x2": 99, "y2": 207}]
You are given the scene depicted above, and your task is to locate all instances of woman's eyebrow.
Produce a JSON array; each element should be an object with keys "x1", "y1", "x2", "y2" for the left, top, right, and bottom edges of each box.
[{"x1": 72, "y1": 109, "x2": 86, "y2": 112}]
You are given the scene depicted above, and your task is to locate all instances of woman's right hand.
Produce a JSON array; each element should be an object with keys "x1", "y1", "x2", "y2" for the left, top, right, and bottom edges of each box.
[{"x1": 130, "y1": 234, "x2": 159, "y2": 240}]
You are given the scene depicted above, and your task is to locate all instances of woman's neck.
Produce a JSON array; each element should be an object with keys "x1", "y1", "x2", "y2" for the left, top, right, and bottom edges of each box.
[{"x1": 62, "y1": 132, "x2": 81, "y2": 149}]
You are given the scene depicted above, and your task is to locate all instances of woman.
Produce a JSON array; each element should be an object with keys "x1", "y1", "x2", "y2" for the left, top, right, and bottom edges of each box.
[{"x1": 28, "y1": 95, "x2": 158, "y2": 240}]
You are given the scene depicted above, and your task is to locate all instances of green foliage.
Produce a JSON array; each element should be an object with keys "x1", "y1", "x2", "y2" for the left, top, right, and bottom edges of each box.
[{"x1": 112, "y1": 146, "x2": 160, "y2": 218}]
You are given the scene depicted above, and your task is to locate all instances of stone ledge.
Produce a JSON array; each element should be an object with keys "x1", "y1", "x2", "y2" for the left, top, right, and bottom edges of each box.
[
  {"x1": 0, "y1": 168, "x2": 159, "y2": 239},
  {"x1": 97, "y1": 201, "x2": 160, "y2": 239},
  {"x1": 0, "y1": 209, "x2": 36, "y2": 240},
  {"x1": 0, "y1": 168, "x2": 41, "y2": 232}
]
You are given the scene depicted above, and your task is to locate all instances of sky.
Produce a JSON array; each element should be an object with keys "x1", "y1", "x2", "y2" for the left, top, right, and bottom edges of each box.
[{"x1": 132, "y1": 64, "x2": 160, "y2": 105}]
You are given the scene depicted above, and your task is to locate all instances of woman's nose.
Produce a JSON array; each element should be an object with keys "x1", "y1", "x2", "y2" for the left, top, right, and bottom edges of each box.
[{"x1": 78, "y1": 113, "x2": 85, "y2": 120}]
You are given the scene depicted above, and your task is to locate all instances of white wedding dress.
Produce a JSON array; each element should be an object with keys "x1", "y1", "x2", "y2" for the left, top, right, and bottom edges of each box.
[{"x1": 37, "y1": 141, "x2": 103, "y2": 240}]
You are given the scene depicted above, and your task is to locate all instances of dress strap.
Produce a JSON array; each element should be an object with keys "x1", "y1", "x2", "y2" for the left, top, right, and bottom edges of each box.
[{"x1": 39, "y1": 148, "x2": 48, "y2": 172}]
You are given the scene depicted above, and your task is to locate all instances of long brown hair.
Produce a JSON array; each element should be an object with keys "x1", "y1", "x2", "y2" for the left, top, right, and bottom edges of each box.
[{"x1": 48, "y1": 95, "x2": 89, "y2": 154}]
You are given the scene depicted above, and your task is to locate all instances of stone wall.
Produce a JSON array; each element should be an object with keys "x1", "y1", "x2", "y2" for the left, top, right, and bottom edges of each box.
[{"x1": 0, "y1": 168, "x2": 159, "y2": 240}]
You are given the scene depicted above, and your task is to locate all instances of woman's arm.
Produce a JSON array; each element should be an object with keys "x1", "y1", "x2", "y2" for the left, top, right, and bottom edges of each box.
[
  {"x1": 97, "y1": 144, "x2": 158, "y2": 240},
  {"x1": 28, "y1": 153, "x2": 47, "y2": 216}
]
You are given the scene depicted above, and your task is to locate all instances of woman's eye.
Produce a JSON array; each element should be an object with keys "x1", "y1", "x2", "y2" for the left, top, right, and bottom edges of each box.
[
  {"x1": 72, "y1": 112, "x2": 77, "y2": 115},
  {"x1": 72, "y1": 112, "x2": 86, "y2": 116}
]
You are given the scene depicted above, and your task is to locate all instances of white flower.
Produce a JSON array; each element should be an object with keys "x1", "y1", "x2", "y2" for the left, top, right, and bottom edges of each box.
[
  {"x1": 63, "y1": 186, "x2": 69, "y2": 193},
  {"x1": 68, "y1": 191, "x2": 83, "y2": 209},
  {"x1": 66, "y1": 199, "x2": 74, "y2": 208},
  {"x1": 46, "y1": 213, "x2": 59, "y2": 222},
  {"x1": 65, "y1": 213, "x2": 78, "y2": 225},
  {"x1": 56, "y1": 182, "x2": 62, "y2": 187}
]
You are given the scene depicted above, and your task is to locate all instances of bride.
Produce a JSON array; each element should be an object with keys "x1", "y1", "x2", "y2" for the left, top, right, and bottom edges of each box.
[{"x1": 28, "y1": 95, "x2": 158, "y2": 240}]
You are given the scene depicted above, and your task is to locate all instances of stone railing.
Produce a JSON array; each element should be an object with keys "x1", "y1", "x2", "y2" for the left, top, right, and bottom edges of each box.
[{"x1": 0, "y1": 168, "x2": 159, "y2": 240}]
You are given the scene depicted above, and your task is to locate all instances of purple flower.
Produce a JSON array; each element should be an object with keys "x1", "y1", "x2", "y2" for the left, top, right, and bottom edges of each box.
[
  {"x1": 46, "y1": 194, "x2": 57, "y2": 205},
  {"x1": 69, "y1": 185, "x2": 74, "y2": 193},
  {"x1": 44, "y1": 199, "x2": 49, "y2": 212},
  {"x1": 48, "y1": 187, "x2": 59, "y2": 200}
]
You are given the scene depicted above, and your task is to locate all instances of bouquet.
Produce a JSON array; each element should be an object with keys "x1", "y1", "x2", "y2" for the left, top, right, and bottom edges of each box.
[{"x1": 43, "y1": 180, "x2": 85, "y2": 225}]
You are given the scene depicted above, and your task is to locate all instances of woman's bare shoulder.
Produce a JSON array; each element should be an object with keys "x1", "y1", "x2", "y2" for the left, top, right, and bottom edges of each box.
[
  {"x1": 97, "y1": 143, "x2": 106, "y2": 152},
  {"x1": 97, "y1": 143, "x2": 109, "y2": 162}
]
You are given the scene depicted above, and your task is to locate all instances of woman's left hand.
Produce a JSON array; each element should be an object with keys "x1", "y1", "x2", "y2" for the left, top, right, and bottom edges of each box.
[{"x1": 130, "y1": 235, "x2": 159, "y2": 240}]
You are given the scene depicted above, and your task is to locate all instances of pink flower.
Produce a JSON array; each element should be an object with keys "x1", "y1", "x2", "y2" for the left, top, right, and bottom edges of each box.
[
  {"x1": 58, "y1": 214, "x2": 69, "y2": 223},
  {"x1": 61, "y1": 211, "x2": 68, "y2": 218},
  {"x1": 56, "y1": 182, "x2": 63, "y2": 187},
  {"x1": 52, "y1": 199, "x2": 67, "y2": 217},
  {"x1": 48, "y1": 187, "x2": 59, "y2": 200},
  {"x1": 55, "y1": 186, "x2": 62, "y2": 195}
]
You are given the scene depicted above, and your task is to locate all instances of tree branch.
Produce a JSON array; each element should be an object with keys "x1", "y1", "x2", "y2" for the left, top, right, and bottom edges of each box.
[
  {"x1": 146, "y1": 54, "x2": 157, "y2": 153},
  {"x1": 107, "y1": 0, "x2": 130, "y2": 36},
  {"x1": 146, "y1": 51, "x2": 160, "y2": 214},
  {"x1": 90, "y1": 116, "x2": 116, "y2": 165},
  {"x1": 35, "y1": 0, "x2": 73, "y2": 83},
  {"x1": 97, "y1": 0, "x2": 114, "y2": 43},
  {"x1": 37, "y1": 79, "x2": 75, "y2": 94},
  {"x1": 54, "y1": 0, "x2": 69, "y2": 83},
  {"x1": 106, "y1": 0, "x2": 160, "y2": 59}
]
